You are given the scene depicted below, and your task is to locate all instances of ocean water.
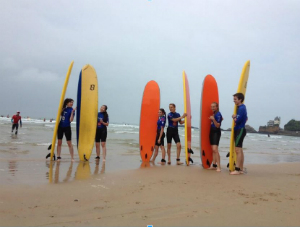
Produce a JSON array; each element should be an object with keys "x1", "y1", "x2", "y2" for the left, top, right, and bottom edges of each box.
[{"x1": 0, "y1": 117, "x2": 299, "y2": 185}]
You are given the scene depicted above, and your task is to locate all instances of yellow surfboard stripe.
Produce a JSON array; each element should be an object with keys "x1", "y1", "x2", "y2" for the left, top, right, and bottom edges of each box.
[
  {"x1": 182, "y1": 71, "x2": 189, "y2": 165},
  {"x1": 229, "y1": 60, "x2": 250, "y2": 171}
]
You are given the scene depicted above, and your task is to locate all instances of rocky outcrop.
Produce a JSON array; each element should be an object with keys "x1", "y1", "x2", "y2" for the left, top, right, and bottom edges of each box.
[
  {"x1": 259, "y1": 125, "x2": 280, "y2": 134},
  {"x1": 245, "y1": 125, "x2": 257, "y2": 133}
]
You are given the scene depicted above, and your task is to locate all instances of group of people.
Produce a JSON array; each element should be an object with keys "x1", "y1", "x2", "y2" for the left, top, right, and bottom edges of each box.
[
  {"x1": 150, "y1": 92, "x2": 248, "y2": 175},
  {"x1": 53, "y1": 98, "x2": 109, "y2": 162},
  {"x1": 13, "y1": 92, "x2": 247, "y2": 175}
]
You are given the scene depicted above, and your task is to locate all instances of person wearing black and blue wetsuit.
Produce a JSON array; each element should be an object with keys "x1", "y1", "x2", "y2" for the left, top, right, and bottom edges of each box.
[
  {"x1": 167, "y1": 103, "x2": 187, "y2": 165},
  {"x1": 208, "y1": 102, "x2": 223, "y2": 172},
  {"x1": 150, "y1": 108, "x2": 166, "y2": 164},
  {"x1": 57, "y1": 98, "x2": 76, "y2": 161},
  {"x1": 230, "y1": 93, "x2": 248, "y2": 175},
  {"x1": 95, "y1": 105, "x2": 109, "y2": 161}
]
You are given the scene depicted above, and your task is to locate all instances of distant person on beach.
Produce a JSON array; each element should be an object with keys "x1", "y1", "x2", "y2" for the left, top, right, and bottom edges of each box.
[
  {"x1": 230, "y1": 93, "x2": 248, "y2": 175},
  {"x1": 167, "y1": 103, "x2": 187, "y2": 165},
  {"x1": 208, "y1": 102, "x2": 223, "y2": 172},
  {"x1": 150, "y1": 108, "x2": 166, "y2": 164},
  {"x1": 11, "y1": 111, "x2": 22, "y2": 135},
  {"x1": 95, "y1": 105, "x2": 109, "y2": 161},
  {"x1": 56, "y1": 98, "x2": 76, "y2": 161}
]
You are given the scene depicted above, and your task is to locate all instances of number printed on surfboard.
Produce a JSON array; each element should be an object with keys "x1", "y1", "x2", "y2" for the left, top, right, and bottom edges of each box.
[{"x1": 90, "y1": 84, "x2": 95, "y2": 90}]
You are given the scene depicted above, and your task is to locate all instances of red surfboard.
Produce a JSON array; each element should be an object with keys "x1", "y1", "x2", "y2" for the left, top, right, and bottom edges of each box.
[
  {"x1": 200, "y1": 75, "x2": 219, "y2": 168},
  {"x1": 139, "y1": 81, "x2": 160, "y2": 162}
]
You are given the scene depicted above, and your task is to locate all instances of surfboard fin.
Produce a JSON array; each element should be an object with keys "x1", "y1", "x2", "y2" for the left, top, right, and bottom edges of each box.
[
  {"x1": 188, "y1": 148, "x2": 194, "y2": 154},
  {"x1": 226, "y1": 152, "x2": 229, "y2": 157},
  {"x1": 227, "y1": 163, "x2": 229, "y2": 168},
  {"x1": 140, "y1": 146, "x2": 143, "y2": 151},
  {"x1": 48, "y1": 144, "x2": 52, "y2": 150},
  {"x1": 206, "y1": 159, "x2": 210, "y2": 167},
  {"x1": 145, "y1": 153, "x2": 148, "y2": 160},
  {"x1": 84, "y1": 154, "x2": 88, "y2": 161},
  {"x1": 202, "y1": 150, "x2": 205, "y2": 156}
]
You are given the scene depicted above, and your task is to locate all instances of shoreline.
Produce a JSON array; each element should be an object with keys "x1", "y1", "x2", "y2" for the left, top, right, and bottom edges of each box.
[{"x1": 0, "y1": 162, "x2": 299, "y2": 226}]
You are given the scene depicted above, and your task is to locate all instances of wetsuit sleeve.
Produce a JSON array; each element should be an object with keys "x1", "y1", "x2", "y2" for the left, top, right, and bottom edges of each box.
[
  {"x1": 236, "y1": 106, "x2": 246, "y2": 125},
  {"x1": 161, "y1": 117, "x2": 165, "y2": 127},
  {"x1": 216, "y1": 113, "x2": 222, "y2": 124}
]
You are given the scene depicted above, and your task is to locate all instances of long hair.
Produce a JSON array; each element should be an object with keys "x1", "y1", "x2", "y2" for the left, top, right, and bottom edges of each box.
[
  {"x1": 61, "y1": 98, "x2": 74, "y2": 116},
  {"x1": 160, "y1": 108, "x2": 166, "y2": 118},
  {"x1": 101, "y1": 105, "x2": 108, "y2": 122}
]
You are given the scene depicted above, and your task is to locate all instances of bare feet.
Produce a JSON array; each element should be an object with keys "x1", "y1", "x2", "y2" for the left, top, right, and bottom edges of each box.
[
  {"x1": 176, "y1": 161, "x2": 183, "y2": 165},
  {"x1": 158, "y1": 161, "x2": 166, "y2": 165},
  {"x1": 230, "y1": 170, "x2": 240, "y2": 175},
  {"x1": 216, "y1": 168, "x2": 221, "y2": 172},
  {"x1": 71, "y1": 159, "x2": 75, "y2": 162},
  {"x1": 208, "y1": 167, "x2": 217, "y2": 170}
]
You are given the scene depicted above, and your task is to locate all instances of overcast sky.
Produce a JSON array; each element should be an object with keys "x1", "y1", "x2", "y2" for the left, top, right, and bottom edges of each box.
[{"x1": 1, "y1": 0, "x2": 299, "y2": 130}]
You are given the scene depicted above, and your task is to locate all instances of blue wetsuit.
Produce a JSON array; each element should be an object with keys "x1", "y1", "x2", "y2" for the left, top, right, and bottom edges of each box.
[
  {"x1": 155, "y1": 116, "x2": 166, "y2": 146},
  {"x1": 167, "y1": 112, "x2": 181, "y2": 143},
  {"x1": 58, "y1": 107, "x2": 74, "y2": 141},
  {"x1": 210, "y1": 111, "x2": 223, "y2": 146},
  {"x1": 59, "y1": 107, "x2": 74, "y2": 128},
  {"x1": 234, "y1": 104, "x2": 247, "y2": 148},
  {"x1": 96, "y1": 112, "x2": 109, "y2": 142},
  {"x1": 234, "y1": 104, "x2": 247, "y2": 130}
]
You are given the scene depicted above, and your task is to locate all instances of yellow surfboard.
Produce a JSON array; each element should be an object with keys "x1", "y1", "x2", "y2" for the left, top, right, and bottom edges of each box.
[
  {"x1": 50, "y1": 61, "x2": 74, "y2": 160},
  {"x1": 76, "y1": 64, "x2": 98, "y2": 161},
  {"x1": 183, "y1": 71, "x2": 192, "y2": 166},
  {"x1": 228, "y1": 60, "x2": 250, "y2": 171}
]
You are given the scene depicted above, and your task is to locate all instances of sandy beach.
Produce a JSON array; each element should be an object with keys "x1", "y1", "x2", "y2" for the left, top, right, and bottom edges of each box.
[{"x1": 1, "y1": 162, "x2": 299, "y2": 226}]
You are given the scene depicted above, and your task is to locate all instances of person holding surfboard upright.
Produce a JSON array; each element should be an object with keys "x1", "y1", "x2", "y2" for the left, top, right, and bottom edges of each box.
[
  {"x1": 208, "y1": 102, "x2": 223, "y2": 172},
  {"x1": 56, "y1": 98, "x2": 76, "y2": 161},
  {"x1": 167, "y1": 103, "x2": 187, "y2": 165},
  {"x1": 231, "y1": 93, "x2": 247, "y2": 175},
  {"x1": 11, "y1": 111, "x2": 22, "y2": 135},
  {"x1": 95, "y1": 105, "x2": 109, "y2": 161},
  {"x1": 150, "y1": 108, "x2": 166, "y2": 164}
]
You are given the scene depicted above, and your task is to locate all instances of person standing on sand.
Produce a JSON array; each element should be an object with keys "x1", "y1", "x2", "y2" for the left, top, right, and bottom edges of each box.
[
  {"x1": 150, "y1": 108, "x2": 167, "y2": 164},
  {"x1": 167, "y1": 103, "x2": 187, "y2": 165},
  {"x1": 56, "y1": 98, "x2": 76, "y2": 161},
  {"x1": 95, "y1": 105, "x2": 109, "y2": 161},
  {"x1": 208, "y1": 102, "x2": 223, "y2": 172},
  {"x1": 11, "y1": 111, "x2": 22, "y2": 135},
  {"x1": 230, "y1": 93, "x2": 248, "y2": 175}
]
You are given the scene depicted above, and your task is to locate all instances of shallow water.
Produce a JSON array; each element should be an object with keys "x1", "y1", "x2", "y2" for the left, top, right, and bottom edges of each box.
[{"x1": 0, "y1": 117, "x2": 299, "y2": 185}]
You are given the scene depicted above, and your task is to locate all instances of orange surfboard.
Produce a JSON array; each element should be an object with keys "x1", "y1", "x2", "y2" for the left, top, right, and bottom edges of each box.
[
  {"x1": 200, "y1": 75, "x2": 219, "y2": 168},
  {"x1": 139, "y1": 80, "x2": 160, "y2": 162},
  {"x1": 183, "y1": 71, "x2": 192, "y2": 165}
]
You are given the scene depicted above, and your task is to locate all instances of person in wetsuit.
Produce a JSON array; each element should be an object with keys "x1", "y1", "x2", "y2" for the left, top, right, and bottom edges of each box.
[
  {"x1": 167, "y1": 103, "x2": 187, "y2": 165},
  {"x1": 150, "y1": 108, "x2": 166, "y2": 164},
  {"x1": 208, "y1": 102, "x2": 223, "y2": 172},
  {"x1": 56, "y1": 98, "x2": 76, "y2": 161},
  {"x1": 230, "y1": 93, "x2": 248, "y2": 175},
  {"x1": 95, "y1": 105, "x2": 109, "y2": 161}
]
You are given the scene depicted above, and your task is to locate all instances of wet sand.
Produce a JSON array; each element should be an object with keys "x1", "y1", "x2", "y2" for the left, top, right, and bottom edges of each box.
[{"x1": 0, "y1": 162, "x2": 299, "y2": 226}]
